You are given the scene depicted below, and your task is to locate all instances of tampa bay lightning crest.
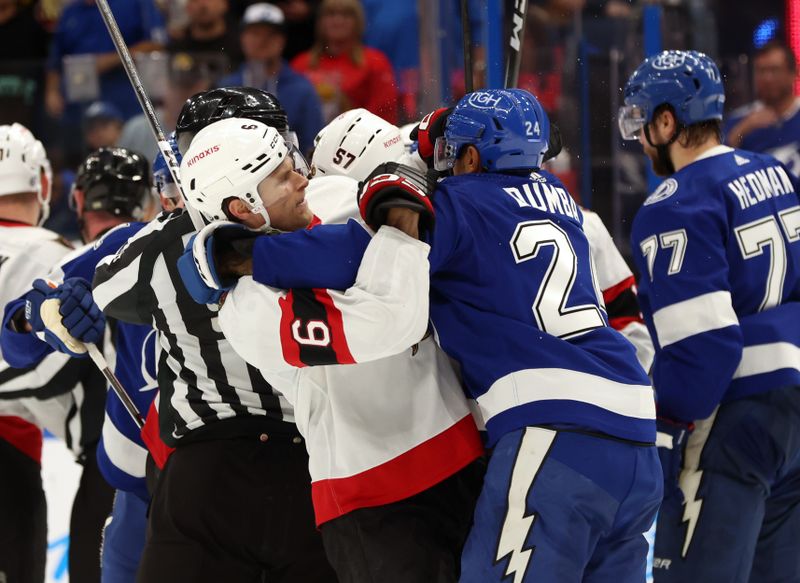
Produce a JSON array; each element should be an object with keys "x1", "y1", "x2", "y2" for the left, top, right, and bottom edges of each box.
[{"x1": 644, "y1": 178, "x2": 679, "y2": 206}]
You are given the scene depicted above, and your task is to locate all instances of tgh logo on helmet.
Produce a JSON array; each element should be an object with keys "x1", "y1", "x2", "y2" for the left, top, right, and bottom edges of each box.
[
  {"x1": 652, "y1": 52, "x2": 687, "y2": 70},
  {"x1": 467, "y1": 92, "x2": 509, "y2": 112}
]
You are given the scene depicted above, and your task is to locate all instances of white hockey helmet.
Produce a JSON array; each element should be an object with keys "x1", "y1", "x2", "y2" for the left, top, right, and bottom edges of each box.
[
  {"x1": 0, "y1": 123, "x2": 53, "y2": 224},
  {"x1": 312, "y1": 108, "x2": 404, "y2": 182},
  {"x1": 180, "y1": 118, "x2": 290, "y2": 225}
]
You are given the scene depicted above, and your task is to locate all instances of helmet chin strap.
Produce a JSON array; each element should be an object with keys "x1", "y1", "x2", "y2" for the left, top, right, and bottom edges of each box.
[
  {"x1": 247, "y1": 200, "x2": 274, "y2": 233},
  {"x1": 643, "y1": 123, "x2": 683, "y2": 176}
]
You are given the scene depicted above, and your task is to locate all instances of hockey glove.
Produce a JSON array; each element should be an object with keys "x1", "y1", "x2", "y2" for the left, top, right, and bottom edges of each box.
[
  {"x1": 655, "y1": 417, "x2": 692, "y2": 501},
  {"x1": 358, "y1": 162, "x2": 436, "y2": 237},
  {"x1": 409, "y1": 107, "x2": 453, "y2": 169},
  {"x1": 26, "y1": 278, "x2": 105, "y2": 358},
  {"x1": 178, "y1": 221, "x2": 259, "y2": 305},
  {"x1": 542, "y1": 123, "x2": 563, "y2": 164}
]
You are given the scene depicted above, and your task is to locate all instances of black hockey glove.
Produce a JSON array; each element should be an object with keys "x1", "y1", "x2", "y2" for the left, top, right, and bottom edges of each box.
[
  {"x1": 542, "y1": 122, "x2": 563, "y2": 164},
  {"x1": 358, "y1": 162, "x2": 437, "y2": 238}
]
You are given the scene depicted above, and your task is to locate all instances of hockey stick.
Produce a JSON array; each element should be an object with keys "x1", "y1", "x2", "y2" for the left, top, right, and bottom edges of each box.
[
  {"x1": 94, "y1": 0, "x2": 205, "y2": 232},
  {"x1": 504, "y1": 0, "x2": 529, "y2": 88},
  {"x1": 461, "y1": 0, "x2": 474, "y2": 93},
  {"x1": 40, "y1": 299, "x2": 145, "y2": 429},
  {"x1": 88, "y1": 344, "x2": 145, "y2": 430}
]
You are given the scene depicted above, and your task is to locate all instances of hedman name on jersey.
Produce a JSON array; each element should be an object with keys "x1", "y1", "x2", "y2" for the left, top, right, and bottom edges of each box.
[{"x1": 727, "y1": 164, "x2": 795, "y2": 210}]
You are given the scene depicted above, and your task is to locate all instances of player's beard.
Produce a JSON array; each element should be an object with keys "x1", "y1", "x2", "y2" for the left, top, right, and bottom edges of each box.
[{"x1": 649, "y1": 150, "x2": 674, "y2": 177}]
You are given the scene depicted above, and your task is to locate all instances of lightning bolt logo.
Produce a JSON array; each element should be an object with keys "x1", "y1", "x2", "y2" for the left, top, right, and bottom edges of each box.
[
  {"x1": 495, "y1": 427, "x2": 556, "y2": 583},
  {"x1": 678, "y1": 409, "x2": 717, "y2": 558}
]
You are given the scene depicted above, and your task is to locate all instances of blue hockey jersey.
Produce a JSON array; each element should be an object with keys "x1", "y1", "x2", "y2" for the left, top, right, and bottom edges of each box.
[
  {"x1": 725, "y1": 100, "x2": 800, "y2": 177},
  {"x1": 631, "y1": 145, "x2": 800, "y2": 423},
  {"x1": 1, "y1": 222, "x2": 157, "y2": 500},
  {"x1": 249, "y1": 171, "x2": 656, "y2": 446}
]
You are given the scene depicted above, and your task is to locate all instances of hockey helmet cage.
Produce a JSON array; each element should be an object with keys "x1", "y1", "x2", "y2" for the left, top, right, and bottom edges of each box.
[
  {"x1": 312, "y1": 108, "x2": 404, "y2": 182},
  {"x1": 619, "y1": 50, "x2": 725, "y2": 141},
  {"x1": 74, "y1": 148, "x2": 152, "y2": 220}
]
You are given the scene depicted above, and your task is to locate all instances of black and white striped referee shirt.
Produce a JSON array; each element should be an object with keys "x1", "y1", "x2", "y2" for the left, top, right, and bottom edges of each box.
[{"x1": 93, "y1": 210, "x2": 294, "y2": 446}]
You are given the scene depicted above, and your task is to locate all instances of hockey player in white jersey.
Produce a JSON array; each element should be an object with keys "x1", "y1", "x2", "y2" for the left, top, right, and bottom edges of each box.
[
  {"x1": 177, "y1": 113, "x2": 484, "y2": 583},
  {"x1": 621, "y1": 50, "x2": 800, "y2": 582},
  {"x1": 0, "y1": 123, "x2": 79, "y2": 583}
]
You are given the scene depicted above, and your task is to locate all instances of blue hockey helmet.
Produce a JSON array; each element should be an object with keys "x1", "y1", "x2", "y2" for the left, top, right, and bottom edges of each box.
[
  {"x1": 152, "y1": 133, "x2": 182, "y2": 200},
  {"x1": 434, "y1": 88, "x2": 550, "y2": 172},
  {"x1": 619, "y1": 50, "x2": 725, "y2": 140}
]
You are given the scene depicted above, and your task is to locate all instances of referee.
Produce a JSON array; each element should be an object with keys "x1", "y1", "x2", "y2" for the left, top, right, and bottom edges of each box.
[{"x1": 92, "y1": 89, "x2": 335, "y2": 583}]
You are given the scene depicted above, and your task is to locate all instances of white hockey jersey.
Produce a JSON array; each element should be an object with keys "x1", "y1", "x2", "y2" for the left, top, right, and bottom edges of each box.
[
  {"x1": 0, "y1": 222, "x2": 87, "y2": 452},
  {"x1": 220, "y1": 217, "x2": 483, "y2": 525}
]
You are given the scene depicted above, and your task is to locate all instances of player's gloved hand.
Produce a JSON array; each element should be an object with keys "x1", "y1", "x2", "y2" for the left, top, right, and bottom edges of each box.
[
  {"x1": 409, "y1": 107, "x2": 453, "y2": 169},
  {"x1": 542, "y1": 123, "x2": 563, "y2": 164},
  {"x1": 358, "y1": 162, "x2": 436, "y2": 238},
  {"x1": 26, "y1": 278, "x2": 105, "y2": 358},
  {"x1": 655, "y1": 417, "x2": 693, "y2": 500},
  {"x1": 178, "y1": 221, "x2": 260, "y2": 305}
]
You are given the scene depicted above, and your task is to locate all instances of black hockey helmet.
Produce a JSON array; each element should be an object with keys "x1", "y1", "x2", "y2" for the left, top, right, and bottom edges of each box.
[
  {"x1": 175, "y1": 86, "x2": 291, "y2": 155},
  {"x1": 73, "y1": 147, "x2": 152, "y2": 219}
]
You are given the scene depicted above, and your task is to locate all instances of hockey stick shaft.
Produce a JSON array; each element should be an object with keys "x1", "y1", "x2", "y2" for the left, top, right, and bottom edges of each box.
[
  {"x1": 87, "y1": 344, "x2": 145, "y2": 430},
  {"x1": 461, "y1": 0, "x2": 474, "y2": 93},
  {"x1": 94, "y1": 0, "x2": 205, "y2": 232},
  {"x1": 504, "y1": 0, "x2": 529, "y2": 88}
]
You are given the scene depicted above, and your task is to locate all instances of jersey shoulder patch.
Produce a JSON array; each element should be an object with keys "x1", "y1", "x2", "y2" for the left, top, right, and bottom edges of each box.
[{"x1": 643, "y1": 178, "x2": 679, "y2": 206}]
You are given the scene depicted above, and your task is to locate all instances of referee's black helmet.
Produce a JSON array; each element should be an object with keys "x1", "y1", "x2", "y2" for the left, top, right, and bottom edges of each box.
[{"x1": 175, "y1": 87, "x2": 290, "y2": 155}]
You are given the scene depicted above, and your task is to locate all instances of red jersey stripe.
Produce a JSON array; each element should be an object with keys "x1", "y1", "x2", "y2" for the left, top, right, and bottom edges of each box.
[{"x1": 310, "y1": 414, "x2": 483, "y2": 525}]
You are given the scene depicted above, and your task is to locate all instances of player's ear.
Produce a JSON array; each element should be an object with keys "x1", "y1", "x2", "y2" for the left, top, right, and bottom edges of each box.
[
  {"x1": 463, "y1": 145, "x2": 482, "y2": 174},
  {"x1": 71, "y1": 188, "x2": 85, "y2": 218},
  {"x1": 656, "y1": 108, "x2": 677, "y2": 134},
  {"x1": 225, "y1": 198, "x2": 251, "y2": 223}
]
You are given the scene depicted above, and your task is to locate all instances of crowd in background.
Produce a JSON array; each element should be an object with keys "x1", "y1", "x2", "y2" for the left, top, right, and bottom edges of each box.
[{"x1": 0, "y1": 0, "x2": 795, "y2": 253}]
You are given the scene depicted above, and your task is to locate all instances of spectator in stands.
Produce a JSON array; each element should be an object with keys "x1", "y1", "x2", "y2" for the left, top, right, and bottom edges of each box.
[
  {"x1": 218, "y1": 3, "x2": 323, "y2": 152},
  {"x1": 167, "y1": 0, "x2": 243, "y2": 75},
  {"x1": 83, "y1": 101, "x2": 124, "y2": 151},
  {"x1": 44, "y1": 0, "x2": 166, "y2": 166},
  {"x1": 230, "y1": 0, "x2": 319, "y2": 60},
  {"x1": 275, "y1": 0, "x2": 319, "y2": 60},
  {"x1": 0, "y1": 0, "x2": 51, "y2": 131},
  {"x1": 725, "y1": 40, "x2": 800, "y2": 176},
  {"x1": 291, "y1": 0, "x2": 398, "y2": 123}
]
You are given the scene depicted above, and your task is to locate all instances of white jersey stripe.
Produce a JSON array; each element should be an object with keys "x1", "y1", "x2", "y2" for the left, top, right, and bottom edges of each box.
[
  {"x1": 475, "y1": 368, "x2": 655, "y2": 424},
  {"x1": 101, "y1": 412, "x2": 147, "y2": 478},
  {"x1": 733, "y1": 342, "x2": 800, "y2": 379},
  {"x1": 652, "y1": 291, "x2": 739, "y2": 348}
]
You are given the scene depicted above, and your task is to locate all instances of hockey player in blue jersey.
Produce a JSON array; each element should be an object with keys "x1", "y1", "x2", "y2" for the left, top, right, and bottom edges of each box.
[
  {"x1": 182, "y1": 88, "x2": 662, "y2": 582},
  {"x1": 620, "y1": 50, "x2": 800, "y2": 582}
]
